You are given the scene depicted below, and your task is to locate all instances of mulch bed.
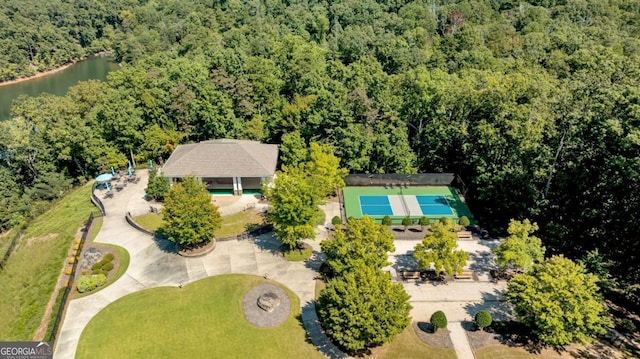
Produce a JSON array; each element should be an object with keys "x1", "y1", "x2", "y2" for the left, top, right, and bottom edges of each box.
[
  {"x1": 412, "y1": 321, "x2": 454, "y2": 349},
  {"x1": 390, "y1": 227, "x2": 429, "y2": 240},
  {"x1": 178, "y1": 240, "x2": 216, "y2": 257},
  {"x1": 242, "y1": 283, "x2": 291, "y2": 328}
]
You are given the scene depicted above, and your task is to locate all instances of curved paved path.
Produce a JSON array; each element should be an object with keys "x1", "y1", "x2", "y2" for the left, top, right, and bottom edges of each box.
[{"x1": 54, "y1": 170, "x2": 345, "y2": 359}]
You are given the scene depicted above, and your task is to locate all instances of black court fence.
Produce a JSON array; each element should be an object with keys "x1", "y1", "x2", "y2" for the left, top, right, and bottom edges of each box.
[
  {"x1": 47, "y1": 212, "x2": 95, "y2": 344},
  {"x1": 0, "y1": 229, "x2": 22, "y2": 271},
  {"x1": 345, "y1": 173, "x2": 468, "y2": 196}
]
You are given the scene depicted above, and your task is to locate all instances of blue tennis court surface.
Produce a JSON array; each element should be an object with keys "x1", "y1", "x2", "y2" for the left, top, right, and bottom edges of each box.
[
  {"x1": 358, "y1": 194, "x2": 453, "y2": 216},
  {"x1": 416, "y1": 195, "x2": 453, "y2": 215},
  {"x1": 359, "y1": 195, "x2": 394, "y2": 216}
]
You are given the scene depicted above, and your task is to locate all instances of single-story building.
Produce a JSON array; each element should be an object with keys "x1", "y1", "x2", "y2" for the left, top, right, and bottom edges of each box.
[{"x1": 162, "y1": 139, "x2": 279, "y2": 195}]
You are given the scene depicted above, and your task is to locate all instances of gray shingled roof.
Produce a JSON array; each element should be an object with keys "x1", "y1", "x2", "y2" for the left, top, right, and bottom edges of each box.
[{"x1": 162, "y1": 139, "x2": 279, "y2": 178}]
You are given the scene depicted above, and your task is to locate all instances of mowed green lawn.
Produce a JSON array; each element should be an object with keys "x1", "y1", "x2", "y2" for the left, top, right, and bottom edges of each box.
[
  {"x1": 134, "y1": 210, "x2": 266, "y2": 238},
  {"x1": 76, "y1": 274, "x2": 323, "y2": 359},
  {"x1": 0, "y1": 184, "x2": 96, "y2": 340}
]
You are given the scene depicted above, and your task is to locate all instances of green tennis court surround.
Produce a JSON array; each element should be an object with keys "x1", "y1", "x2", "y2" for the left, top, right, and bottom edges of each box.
[{"x1": 343, "y1": 186, "x2": 473, "y2": 225}]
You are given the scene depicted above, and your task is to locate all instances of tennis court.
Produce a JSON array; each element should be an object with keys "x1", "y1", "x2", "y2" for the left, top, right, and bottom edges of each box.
[{"x1": 343, "y1": 186, "x2": 473, "y2": 225}]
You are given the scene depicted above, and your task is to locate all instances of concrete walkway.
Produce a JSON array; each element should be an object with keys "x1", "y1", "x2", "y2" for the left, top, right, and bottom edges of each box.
[
  {"x1": 54, "y1": 170, "x2": 345, "y2": 359},
  {"x1": 449, "y1": 322, "x2": 475, "y2": 359}
]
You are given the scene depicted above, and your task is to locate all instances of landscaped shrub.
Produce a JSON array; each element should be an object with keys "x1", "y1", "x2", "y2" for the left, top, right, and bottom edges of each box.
[
  {"x1": 73, "y1": 243, "x2": 80, "y2": 250},
  {"x1": 64, "y1": 267, "x2": 72, "y2": 275},
  {"x1": 76, "y1": 274, "x2": 107, "y2": 293},
  {"x1": 101, "y1": 262, "x2": 114, "y2": 272},
  {"x1": 475, "y1": 310, "x2": 492, "y2": 331},
  {"x1": 459, "y1": 216, "x2": 470, "y2": 228},
  {"x1": 68, "y1": 257, "x2": 75, "y2": 264},
  {"x1": 381, "y1": 215, "x2": 392, "y2": 226},
  {"x1": 331, "y1": 216, "x2": 341, "y2": 226},
  {"x1": 91, "y1": 262, "x2": 102, "y2": 271},
  {"x1": 419, "y1": 216, "x2": 430, "y2": 231},
  {"x1": 430, "y1": 311, "x2": 448, "y2": 331},
  {"x1": 104, "y1": 253, "x2": 115, "y2": 262},
  {"x1": 401, "y1": 216, "x2": 412, "y2": 231}
]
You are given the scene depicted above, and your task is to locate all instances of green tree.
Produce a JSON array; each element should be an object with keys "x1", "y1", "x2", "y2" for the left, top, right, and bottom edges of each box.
[
  {"x1": 401, "y1": 216, "x2": 412, "y2": 231},
  {"x1": 506, "y1": 256, "x2": 612, "y2": 347},
  {"x1": 331, "y1": 216, "x2": 342, "y2": 226},
  {"x1": 579, "y1": 249, "x2": 616, "y2": 292},
  {"x1": 161, "y1": 177, "x2": 222, "y2": 248},
  {"x1": 280, "y1": 131, "x2": 308, "y2": 167},
  {"x1": 267, "y1": 166, "x2": 320, "y2": 249},
  {"x1": 382, "y1": 215, "x2": 392, "y2": 226},
  {"x1": 318, "y1": 266, "x2": 411, "y2": 353},
  {"x1": 459, "y1": 216, "x2": 470, "y2": 227},
  {"x1": 321, "y1": 216, "x2": 395, "y2": 276},
  {"x1": 475, "y1": 310, "x2": 492, "y2": 331},
  {"x1": 145, "y1": 170, "x2": 170, "y2": 201},
  {"x1": 430, "y1": 311, "x2": 447, "y2": 332},
  {"x1": 418, "y1": 216, "x2": 430, "y2": 231},
  {"x1": 307, "y1": 142, "x2": 348, "y2": 198},
  {"x1": 413, "y1": 219, "x2": 468, "y2": 276},
  {"x1": 493, "y1": 219, "x2": 545, "y2": 272}
]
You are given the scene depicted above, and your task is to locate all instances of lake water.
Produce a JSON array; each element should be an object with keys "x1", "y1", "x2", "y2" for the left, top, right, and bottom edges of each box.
[{"x1": 0, "y1": 56, "x2": 120, "y2": 121}]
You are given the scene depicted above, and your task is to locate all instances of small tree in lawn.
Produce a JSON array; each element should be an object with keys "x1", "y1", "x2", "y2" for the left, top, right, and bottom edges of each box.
[
  {"x1": 475, "y1": 310, "x2": 492, "y2": 331},
  {"x1": 331, "y1": 216, "x2": 342, "y2": 227},
  {"x1": 419, "y1": 216, "x2": 430, "y2": 231},
  {"x1": 162, "y1": 177, "x2": 222, "y2": 248},
  {"x1": 413, "y1": 219, "x2": 468, "y2": 276},
  {"x1": 382, "y1": 215, "x2": 392, "y2": 226},
  {"x1": 318, "y1": 265, "x2": 411, "y2": 353},
  {"x1": 401, "y1": 216, "x2": 412, "y2": 231},
  {"x1": 430, "y1": 311, "x2": 447, "y2": 332},
  {"x1": 506, "y1": 256, "x2": 612, "y2": 347},
  {"x1": 458, "y1": 215, "x2": 470, "y2": 228}
]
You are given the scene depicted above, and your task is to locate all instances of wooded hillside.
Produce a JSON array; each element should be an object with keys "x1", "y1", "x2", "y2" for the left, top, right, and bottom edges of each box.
[{"x1": 1, "y1": 0, "x2": 639, "y2": 305}]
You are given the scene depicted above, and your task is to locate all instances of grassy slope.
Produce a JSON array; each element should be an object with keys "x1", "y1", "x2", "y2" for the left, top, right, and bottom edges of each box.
[
  {"x1": 0, "y1": 184, "x2": 96, "y2": 340},
  {"x1": 76, "y1": 274, "x2": 323, "y2": 359},
  {"x1": 133, "y1": 212, "x2": 163, "y2": 232}
]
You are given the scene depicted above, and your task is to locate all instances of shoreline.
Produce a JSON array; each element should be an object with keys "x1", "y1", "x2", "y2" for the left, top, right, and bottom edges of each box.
[{"x1": 0, "y1": 51, "x2": 115, "y2": 88}]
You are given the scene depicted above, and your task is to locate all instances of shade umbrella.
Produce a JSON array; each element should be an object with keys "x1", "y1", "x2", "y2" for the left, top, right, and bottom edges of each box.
[
  {"x1": 95, "y1": 173, "x2": 113, "y2": 191},
  {"x1": 111, "y1": 166, "x2": 115, "y2": 175},
  {"x1": 149, "y1": 160, "x2": 153, "y2": 169},
  {"x1": 128, "y1": 161, "x2": 133, "y2": 176}
]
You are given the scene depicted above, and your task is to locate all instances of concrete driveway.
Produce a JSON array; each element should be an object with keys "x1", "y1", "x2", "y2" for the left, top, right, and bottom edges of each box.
[{"x1": 54, "y1": 170, "x2": 343, "y2": 359}]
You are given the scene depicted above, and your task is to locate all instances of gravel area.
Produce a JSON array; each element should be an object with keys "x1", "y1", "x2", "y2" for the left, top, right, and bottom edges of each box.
[{"x1": 242, "y1": 283, "x2": 291, "y2": 328}]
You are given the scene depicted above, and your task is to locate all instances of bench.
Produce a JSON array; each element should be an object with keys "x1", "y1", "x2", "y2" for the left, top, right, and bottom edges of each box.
[
  {"x1": 454, "y1": 271, "x2": 474, "y2": 280},
  {"x1": 457, "y1": 231, "x2": 473, "y2": 240},
  {"x1": 400, "y1": 271, "x2": 422, "y2": 281}
]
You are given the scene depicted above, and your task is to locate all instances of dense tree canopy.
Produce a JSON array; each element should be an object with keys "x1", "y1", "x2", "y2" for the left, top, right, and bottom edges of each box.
[
  {"x1": 318, "y1": 266, "x2": 411, "y2": 353},
  {"x1": 0, "y1": 0, "x2": 639, "y2": 308},
  {"x1": 506, "y1": 256, "x2": 612, "y2": 347}
]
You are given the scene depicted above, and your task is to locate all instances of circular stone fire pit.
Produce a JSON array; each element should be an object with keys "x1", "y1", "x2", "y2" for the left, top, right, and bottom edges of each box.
[{"x1": 242, "y1": 283, "x2": 290, "y2": 327}]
